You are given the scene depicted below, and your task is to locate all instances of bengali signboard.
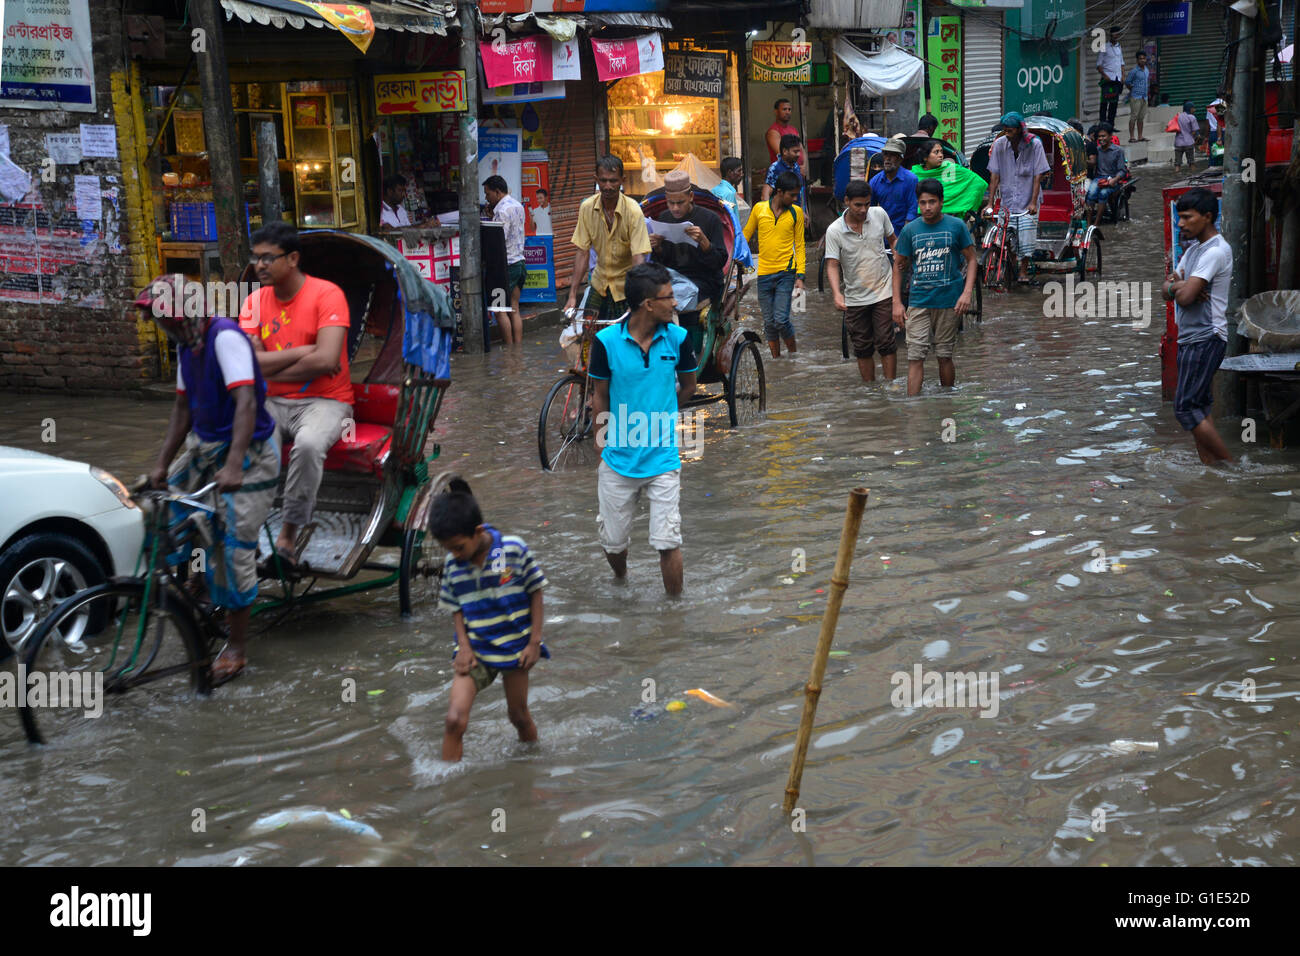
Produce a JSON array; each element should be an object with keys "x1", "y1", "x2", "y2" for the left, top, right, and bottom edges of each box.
[
  {"x1": 750, "y1": 41, "x2": 812, "y2": 84},
  {"x1": 480, "y1": 35, "x2": 581, "y2": 89},
  {"x1": 374, "y1": 71, "x2": 467, "y2": 115},
  {"x1": 1, "y1": 0, "x2": 96, "y2": 111},
  {"x1": 663, "y1": 50, "x2": 725, "y2": 99},
  {"x1": 926, "y1": 17, "x2": 962, "y2": 152}
]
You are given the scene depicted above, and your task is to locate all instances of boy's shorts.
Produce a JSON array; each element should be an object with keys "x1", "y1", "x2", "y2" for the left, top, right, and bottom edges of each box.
[
  {"x1": 843, "y1": 300, "x2": 896, "y2": 359},
  {"x1": 468, "y1": 661, "x2": 503, "y2": 693},
  {"x1": 1174, "y1": 336, "x2": 1226, "y2": 431},
  {"x1": 597, "y1": 460, "x2": 682, "y2": 553},
  {"x1": 905, "y1": 306, "x2": 959, "y2": 362}
]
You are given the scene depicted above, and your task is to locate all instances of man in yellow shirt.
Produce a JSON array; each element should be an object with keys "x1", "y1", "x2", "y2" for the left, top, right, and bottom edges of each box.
[
  {"x1": 742, "y1": 170, "x2": 805, "y2": 357},
  {"x1": 565, "y1": 156, "x2": 653, "y2": 322}
]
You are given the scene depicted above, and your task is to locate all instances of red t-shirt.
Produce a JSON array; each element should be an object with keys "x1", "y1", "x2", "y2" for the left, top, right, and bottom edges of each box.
[
  {"x1": 767, "y1": 121, "x2": 805, "y2": 164},
  {"x1": 240, "y1": 275, "x2": 354, "y2": 404}
]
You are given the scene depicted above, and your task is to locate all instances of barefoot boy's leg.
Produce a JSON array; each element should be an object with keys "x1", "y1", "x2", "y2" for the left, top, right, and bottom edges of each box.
[
  {"x1": 1193, "y1": 416, "x2": 1233, "y2": 462},
  {"x1": 501, "y1": 670, "x2": 537, "y2": 743},
  {"x1": 442, "y1": 674, "x2": 479, "y2": 762}
]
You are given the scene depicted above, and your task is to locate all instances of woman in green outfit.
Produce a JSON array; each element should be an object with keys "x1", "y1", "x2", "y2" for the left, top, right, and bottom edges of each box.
[{"x1": 910, "y1": 140, "x2": 988, "y2": 219}]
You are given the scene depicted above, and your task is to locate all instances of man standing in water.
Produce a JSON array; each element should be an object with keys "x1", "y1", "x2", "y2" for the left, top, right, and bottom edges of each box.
[
  {"x1": 588, "y1": 263, "x2": 697, "y2": 596},
  {"x1": 825, "y1": 180, "x2": 898, "y2": 383},
  {"x1": 892, "y1": 179, "x2": 976, "y2": 396},
  {"x1": 1163, "y1": 188, "x2": 1234, "y2": 464}
]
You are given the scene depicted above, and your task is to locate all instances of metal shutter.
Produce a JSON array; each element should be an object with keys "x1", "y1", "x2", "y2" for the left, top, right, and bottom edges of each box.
[
  {"x1": 534, "y1": 77, "x2": 598, "y2": 295},
  {"x1": 1157, "y1": 0, "x2": 1231, "y2": 111},
  {"x1": 963, "y1": 11, "x2": 1004, "y2": 157}
]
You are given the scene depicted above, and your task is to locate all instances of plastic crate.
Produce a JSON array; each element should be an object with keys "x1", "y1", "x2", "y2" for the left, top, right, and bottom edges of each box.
[{"x1": 169, "y1": 202, "x2": 217, "y2": 241}]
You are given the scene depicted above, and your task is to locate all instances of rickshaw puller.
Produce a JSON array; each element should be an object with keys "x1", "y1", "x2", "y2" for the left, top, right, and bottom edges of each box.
[
  {"x1": 985, "y1": 112, "x2": 1050, "y2": 285},
  {"x1": 565, "y1": 156, "x2": 652, "y2": 325},
  {"x1": 240, "y1": 222, "x2": 354, "y2": 568},
  {"x1": 142, "y1": 277, "x2": 281, "y2": 685}
]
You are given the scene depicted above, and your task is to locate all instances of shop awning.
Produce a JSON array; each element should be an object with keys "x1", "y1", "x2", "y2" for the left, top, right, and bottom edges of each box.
[
  {"x1": 808, "y1": 0, "x2": 906, "y2": 29},
  {"x1": 833, "y1": 36, "x2": 923, "y2": 96},
  {"x1": 221, "y1": 0, "x2": 456, "y2": 37},
  {"x1": 480, "y1": 10, "x2": 672, "y2": 39}
]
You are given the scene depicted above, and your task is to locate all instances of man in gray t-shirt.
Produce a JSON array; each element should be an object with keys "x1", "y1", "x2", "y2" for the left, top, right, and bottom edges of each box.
[
  {"x1": 1086, "y1": 125, "x2": 1128, "y2": 226},
  {"x1": 1163, "y1": 188, "x2": 1233, "y2": 464}
]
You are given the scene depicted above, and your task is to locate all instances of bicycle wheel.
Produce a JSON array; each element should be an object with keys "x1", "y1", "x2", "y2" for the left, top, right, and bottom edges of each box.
[
  {"x1": 18, "y1": 580, "x2": 209, "y2": 745},
  {"x1": 399, "y1": 528, "x2": 443, "y2": 616},
  {"x1": 538, "y1": 373, "x2": 598, "y2": 472},
  {"x1": 727, "y1": 340, "x2": 767, "y2": 427}
]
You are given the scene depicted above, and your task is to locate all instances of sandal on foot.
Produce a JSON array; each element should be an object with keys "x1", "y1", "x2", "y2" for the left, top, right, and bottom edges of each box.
[{"x1": 210, "y1": 645, "x2": 245, "y2": 686}]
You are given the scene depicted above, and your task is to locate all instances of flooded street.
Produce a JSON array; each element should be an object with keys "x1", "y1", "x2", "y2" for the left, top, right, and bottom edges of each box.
[{"x1": 2, "y1": 166, "x2": 1297, "y2": 867}]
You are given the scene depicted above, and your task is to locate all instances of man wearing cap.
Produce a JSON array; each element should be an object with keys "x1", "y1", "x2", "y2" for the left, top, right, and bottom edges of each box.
[
  {"x1": 985, "y1": 112, "x2": 1050, "y2": 284},
  {"x1": 869, "y1": 139, "x2": 919, "y2": 237},
  {"x1": 1097, "y1": 26, "x2": 1125, "y2": 128},
  {"x1": 648, "y1": 170, "x2": 728, "y2": 355},
  {"x1": 142, "y1": 276, "x2": 280, "y2": 684}
]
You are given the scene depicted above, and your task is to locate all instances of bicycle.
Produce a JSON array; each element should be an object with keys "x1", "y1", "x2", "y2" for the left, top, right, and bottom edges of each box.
[
  {"x1": 17, "y1": 482, "x2": 225, "y2": 744},
  {"x1": 537, "y1": 301, "x2": 621, "y2": 473}
]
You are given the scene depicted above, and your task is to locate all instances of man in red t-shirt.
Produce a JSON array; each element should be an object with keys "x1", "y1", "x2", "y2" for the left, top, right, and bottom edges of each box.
[
  {"x1": 239, "y1": 222, "x2": 353, "y2": 563},
  {"x1": 766, "y1": 98, "x2": 807, "y2": 175}
]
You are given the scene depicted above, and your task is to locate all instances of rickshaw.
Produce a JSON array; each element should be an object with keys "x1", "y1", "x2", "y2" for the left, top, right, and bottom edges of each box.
[
  {"x1": 16, "y1": 232, "x2": 459, "y2": 743},
  {"x1": 537, "y1": 187, "x2": 764, "y2": 472},
  {"x1": 969, "y1": 116, "x2": 1101, "y2": 290}
]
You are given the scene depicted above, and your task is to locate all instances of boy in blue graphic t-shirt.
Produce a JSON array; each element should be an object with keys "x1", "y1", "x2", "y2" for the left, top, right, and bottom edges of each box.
[{"x1": 892, "y1": 178, "x2": 977, "y2": 396}]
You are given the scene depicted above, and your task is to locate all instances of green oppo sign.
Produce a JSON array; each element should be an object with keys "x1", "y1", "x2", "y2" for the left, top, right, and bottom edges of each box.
[{"x1": 1003, "y1": 4, "x2": 1081, "y2": 119}]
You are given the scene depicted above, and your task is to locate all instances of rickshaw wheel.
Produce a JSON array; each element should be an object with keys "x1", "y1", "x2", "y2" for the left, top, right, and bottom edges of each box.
[
  {"x1": 538, "y1": 373, "x2": 599, "y2": 472},
  {"x1": 399, "y1": 528, "x2": 440, "y2": 617},
  {"x1": 727, "y1": 341, "x2": 766, "y2": 427},
  {"x1": 1077, "y1": 238, "x2": 1102, "y2": 280}
]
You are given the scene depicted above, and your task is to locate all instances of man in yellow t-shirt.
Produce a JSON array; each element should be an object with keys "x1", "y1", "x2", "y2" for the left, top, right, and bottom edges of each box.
[
  {"x1": 564, "y1": 156, "x2": 653, "y2": 323},
  {"x1": 742, "y1": 170, "x2": 805, "y2": 358}
]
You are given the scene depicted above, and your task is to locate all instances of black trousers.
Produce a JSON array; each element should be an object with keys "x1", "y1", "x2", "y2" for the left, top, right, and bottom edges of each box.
[{"x1": 1099, "y1": 79, "x2": 1123, "y2": 126}]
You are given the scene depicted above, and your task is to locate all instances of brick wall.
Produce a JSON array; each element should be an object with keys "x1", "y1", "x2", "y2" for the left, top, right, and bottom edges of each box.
[{"x1": 0, "y1": 0, "x2": 155, "y2": 392}]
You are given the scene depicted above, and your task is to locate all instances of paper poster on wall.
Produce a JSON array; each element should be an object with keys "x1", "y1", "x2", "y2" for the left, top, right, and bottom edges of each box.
[
  {"x1": 45, "y1": 133, "x2": 81, "y2": 164},
  {"x1": 1, "y1": 0, "x2": 97, "y2": 112},
  {"x1": 79, "y1": 124, "x2": 117, "y2": 158},
  {"x1": 478, "y1": 128, "x2": 523, "y2": 203},
  {"x1": 0, "y1": 126, "x2": 9, "y2": 158},
  {"x1": 0, "y1": 197, "x2": 107, "y2": 306},
  {"x1": 73, "y1": 174, "x2": 100, "y2": 220}
]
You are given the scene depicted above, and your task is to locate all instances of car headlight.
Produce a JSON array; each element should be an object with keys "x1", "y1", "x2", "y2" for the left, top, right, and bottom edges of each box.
[{"x1": 91, "y1": 467, "x2": 139, "y2": 510}]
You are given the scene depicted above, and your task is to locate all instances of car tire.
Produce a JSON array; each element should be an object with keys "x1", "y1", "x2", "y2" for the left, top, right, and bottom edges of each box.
[{"x1": 0, "y1": 532, "x2": 105, "y2": 659}]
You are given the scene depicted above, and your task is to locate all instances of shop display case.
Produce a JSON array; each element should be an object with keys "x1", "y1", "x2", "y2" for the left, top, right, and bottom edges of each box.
[
  {"x1": 232, "y1": 82, "x2": 294, "y2": 231},
  {"x1": 287, "y1": 83, "x2": 359, "y2": 228},
  {"x1": 607, "y1": 71, "x2": 719, "y2": 174}
]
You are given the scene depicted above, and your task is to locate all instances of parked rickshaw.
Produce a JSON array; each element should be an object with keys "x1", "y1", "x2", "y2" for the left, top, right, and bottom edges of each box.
[
  {"x1": 537, "y1": 187, "x2": 764, "y2": 473},
  {"x1": 17, "y1": 232, "x2": 458, "y2": 742},
  {"x1": 969, "y1": 116, "x2": 1100, "y2": 290}
]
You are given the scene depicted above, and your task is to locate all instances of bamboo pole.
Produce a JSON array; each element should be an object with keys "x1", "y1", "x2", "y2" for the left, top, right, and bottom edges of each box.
[{"x1": 783, "y1": 487, "x2": 869, "y2": 815}]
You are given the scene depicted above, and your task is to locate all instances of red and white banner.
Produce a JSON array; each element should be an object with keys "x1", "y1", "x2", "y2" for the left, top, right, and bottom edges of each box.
[
  {"x1": 591, "y1": 32, "x2": 664, "y2": 82},
  {"x1": 479, "y1": 35, "x2": 581, "y2": 88}
]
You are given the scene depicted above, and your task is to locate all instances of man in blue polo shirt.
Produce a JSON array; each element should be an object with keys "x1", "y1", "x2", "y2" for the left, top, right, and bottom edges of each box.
[
  {"x1": 588, "y1": 262, "x2": 697, "y2": 596},
  {"x1": 869, "y1": 139, "x2": 919, "y2": 235}
]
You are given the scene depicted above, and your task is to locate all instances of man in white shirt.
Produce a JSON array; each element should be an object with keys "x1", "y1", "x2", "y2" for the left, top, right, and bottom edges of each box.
[
  {"x1": 1096, "y1": 26, "x2": 1124, "y2": 127},
  {"x1": 379, "y1": 174, "x2": 413, "y2": 228},
  {"x1": 484, "y1": 175, "x2": 528, "y2": 345},
  {"x1": 825, "y1": 179, "x2": 898, "y2": 384}
]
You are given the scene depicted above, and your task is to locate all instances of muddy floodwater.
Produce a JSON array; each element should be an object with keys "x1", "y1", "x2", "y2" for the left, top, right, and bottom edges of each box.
[{"x1": 1, "y1": 167, "x2": 1297, "y2": 866}]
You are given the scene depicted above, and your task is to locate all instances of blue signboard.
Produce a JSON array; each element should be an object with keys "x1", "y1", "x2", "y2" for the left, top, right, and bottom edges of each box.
[
  {"x1": 521, "y1": 235, "x2": 556, "y2": 304},
  {"x1": 1142, "y1": 2, "x2": 1192, "y2": 37}
]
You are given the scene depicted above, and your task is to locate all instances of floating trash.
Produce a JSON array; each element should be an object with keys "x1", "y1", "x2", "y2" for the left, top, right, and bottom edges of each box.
[
  {"x1": 686, "y1": 688, "x2": 733, "y2": 707},
  {"x1": 665, "y1": 700, "x2": 687, "y2": 712},
  {"x1": 1108, "y1": 739, "x2": 1159, "y2": 754}
]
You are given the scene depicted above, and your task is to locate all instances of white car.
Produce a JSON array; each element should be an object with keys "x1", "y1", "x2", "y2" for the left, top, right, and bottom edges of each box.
[{"x1": 0, "y1": 447, "x2": 144, "y2": 654}]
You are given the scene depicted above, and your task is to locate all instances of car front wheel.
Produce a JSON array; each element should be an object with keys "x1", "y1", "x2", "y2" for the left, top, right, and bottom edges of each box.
[{"x1": 0, "y1": 532, "x2": 104, "y2": 658}]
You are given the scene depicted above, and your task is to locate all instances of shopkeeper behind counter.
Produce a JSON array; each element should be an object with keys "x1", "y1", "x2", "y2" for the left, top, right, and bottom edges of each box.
[{"x1": 380, "y1": 174, "x2": 435, "y2": 229}]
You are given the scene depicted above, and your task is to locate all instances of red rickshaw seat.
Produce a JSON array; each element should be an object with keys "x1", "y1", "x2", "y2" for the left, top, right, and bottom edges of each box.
[
  {"x1": 1039, "y1": 190, "x2": 1072, "y2": 221},
  {"x1": 280, "y1": 383, "x2": 400, "y2": 477}
]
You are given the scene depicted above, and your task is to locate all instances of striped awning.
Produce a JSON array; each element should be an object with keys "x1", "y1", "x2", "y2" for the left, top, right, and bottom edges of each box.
[{"x1": 221, "y1": 0, "x2": 456, "y2": 35}]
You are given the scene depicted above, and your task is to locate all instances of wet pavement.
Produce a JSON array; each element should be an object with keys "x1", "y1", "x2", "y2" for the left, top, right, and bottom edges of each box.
[{"x1": 1, "y1": 165, "x2": 1296, "y2": 866}]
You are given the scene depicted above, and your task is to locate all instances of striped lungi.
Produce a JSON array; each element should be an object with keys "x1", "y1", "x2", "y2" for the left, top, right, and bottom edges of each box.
[{"x1": 1008, "y1": 211, "x2": 1037, "y2": 256}]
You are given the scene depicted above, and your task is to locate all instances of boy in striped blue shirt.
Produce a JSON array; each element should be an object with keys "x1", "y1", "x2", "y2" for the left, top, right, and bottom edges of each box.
[{"x1": 433, "y1": 480, "x2": 549, "y2": 762}]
